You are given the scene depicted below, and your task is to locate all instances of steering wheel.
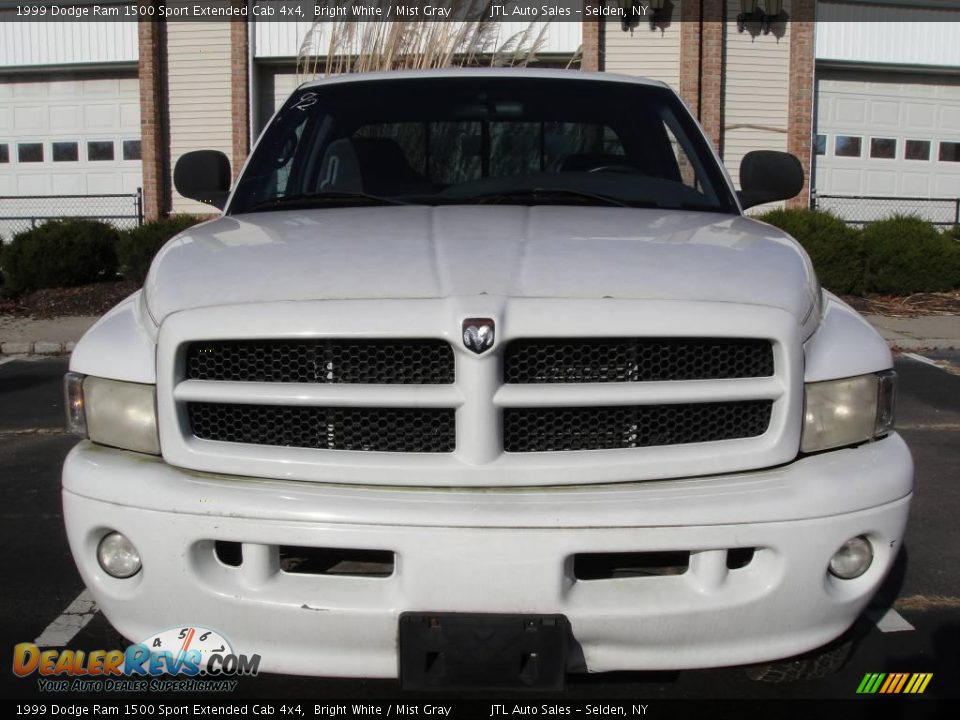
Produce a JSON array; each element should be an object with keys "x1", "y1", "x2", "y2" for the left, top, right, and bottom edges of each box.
[{"x1": 586, "y1": 164, "x2": 642, "y2": 174}]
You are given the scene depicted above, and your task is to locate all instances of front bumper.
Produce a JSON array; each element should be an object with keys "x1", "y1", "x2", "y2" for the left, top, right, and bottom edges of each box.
[{"x1": 62, "y1": 435, "x2": 912, "y2": 678}]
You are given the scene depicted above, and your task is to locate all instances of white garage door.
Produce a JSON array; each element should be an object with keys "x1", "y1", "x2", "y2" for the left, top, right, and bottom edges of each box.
[
  {"x1": 813, "y1": 69, "x2": 960, "y2": 224},
  {"x1": 0, "y1": 71, "x2": 142, "y2": 238}
]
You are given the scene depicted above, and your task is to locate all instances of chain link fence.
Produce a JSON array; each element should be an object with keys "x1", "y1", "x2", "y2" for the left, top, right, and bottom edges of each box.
[
  {"x1": 0, "y1": 190, "x2": 143, "y2": 242},
  {"x1": 812, "y1": 194, "x2": 960, "y2": 228}
]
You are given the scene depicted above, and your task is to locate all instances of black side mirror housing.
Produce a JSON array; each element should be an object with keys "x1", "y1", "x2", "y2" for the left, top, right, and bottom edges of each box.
[
  {"x1": 174, "y1": 150, "x2": 232, "y2": 210},
  {"x1": 738, "y1": 150, "x2": 804, "y2": 210}
]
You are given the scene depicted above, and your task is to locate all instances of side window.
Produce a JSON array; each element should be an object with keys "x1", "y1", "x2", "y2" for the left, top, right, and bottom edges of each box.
[
  {"x1": 490, "y1": 121, "x2": 541, "y2": 177},
  {"x1": 352, "y1": 121, "x2": 480, "y2": 184},
  {"x1": 543, "y1": 123, "x2": 625, "y2": 173},
  {"x1": 244, "y1": 110, "x2": 314, "y2": 205},
  {"x1": 349, "y1": 121, "x2": 628, "y2": 184},
  {"x1": 663, "y1": 122, "x2": 699, "y2": 190},
  {"x1": 275, "y1": 123, "x2": 307, "y2": 194},
  {"x1": 354, "y1": 122, "x2": 428, "y2": 175}
]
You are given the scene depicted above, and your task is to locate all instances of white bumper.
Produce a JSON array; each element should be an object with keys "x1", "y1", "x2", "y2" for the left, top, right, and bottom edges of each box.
[{"x1": 62, "y1": 436, "x2": 912, "y2": 678}]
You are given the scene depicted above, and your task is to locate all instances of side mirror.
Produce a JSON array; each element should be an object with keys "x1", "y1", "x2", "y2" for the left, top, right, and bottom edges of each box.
[
  {"x1": 174, "y1": 150, "x2": 232, "y2": 210},
  {"x1": 738, "y1": 150, "x2": 804, "y2": 210}
]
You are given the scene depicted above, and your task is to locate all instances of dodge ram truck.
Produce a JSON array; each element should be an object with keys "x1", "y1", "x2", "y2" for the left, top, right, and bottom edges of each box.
[{"x1": 62, "y1": 69, "x2": 912, "y2": 689}]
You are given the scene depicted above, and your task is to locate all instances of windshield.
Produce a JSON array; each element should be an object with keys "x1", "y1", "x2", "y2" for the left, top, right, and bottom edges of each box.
[{"x1": 229, "y1": 76, "x2": 739, "y2": 215}]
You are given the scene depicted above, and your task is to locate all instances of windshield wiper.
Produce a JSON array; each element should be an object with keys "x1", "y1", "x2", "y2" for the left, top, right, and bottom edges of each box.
[
  {"x1": 249, "y1": 191, "x2": 409, "y2": 212},
  {"x1": 462, "y1": 188, "x2": 646, "y2": 209}
]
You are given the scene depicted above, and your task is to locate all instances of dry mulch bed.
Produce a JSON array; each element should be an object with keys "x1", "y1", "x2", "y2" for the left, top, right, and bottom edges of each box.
[
  {"x1": 841, "y1": 291, "x2": 960, "y2": 318},
  {"x1": 1, "y1": 282, "x2": 959, "y2": 320},
  {"x1": 0, "y1": 281, "x2": 140, "y2": 319}
]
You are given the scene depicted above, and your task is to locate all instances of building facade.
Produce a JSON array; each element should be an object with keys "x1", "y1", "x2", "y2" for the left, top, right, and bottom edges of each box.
[{"x1": 1, "y1": 0, "x2": 958, "y2": 232}]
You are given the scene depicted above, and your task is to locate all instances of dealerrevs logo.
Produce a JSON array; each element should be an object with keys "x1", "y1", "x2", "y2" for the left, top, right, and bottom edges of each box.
[{"x1": 13, "y1": 626, "x2": 260, "y2": 692}]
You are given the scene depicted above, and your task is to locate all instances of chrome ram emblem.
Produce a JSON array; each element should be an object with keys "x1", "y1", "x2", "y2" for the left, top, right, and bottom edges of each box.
[{"x1": 462, "y1": 318, "x2": 495, "y2": 354}]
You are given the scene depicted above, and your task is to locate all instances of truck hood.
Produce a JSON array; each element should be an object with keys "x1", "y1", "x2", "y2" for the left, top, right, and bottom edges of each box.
[{"x1": 145, "y1": 206, "x2": 819, "y2": 329}]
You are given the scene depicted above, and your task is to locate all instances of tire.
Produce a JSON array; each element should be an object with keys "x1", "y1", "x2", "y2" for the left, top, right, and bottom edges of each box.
[{"x1": 744, "y1": 638, "x2": 854, "y2": 683}]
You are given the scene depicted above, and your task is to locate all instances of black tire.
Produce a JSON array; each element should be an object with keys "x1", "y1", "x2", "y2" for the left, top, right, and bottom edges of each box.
[{"x1": 743, "y1": 637, "x2": 854, "y2": 683}]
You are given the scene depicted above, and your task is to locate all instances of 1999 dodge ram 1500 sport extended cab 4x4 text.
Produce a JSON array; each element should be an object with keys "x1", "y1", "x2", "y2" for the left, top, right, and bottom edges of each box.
[{"x1": 62, "y1": 69, "x2": 912, "y2": 689}]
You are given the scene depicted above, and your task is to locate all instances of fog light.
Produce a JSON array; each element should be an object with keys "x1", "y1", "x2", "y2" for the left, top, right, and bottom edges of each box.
[
  {"x1": 97, "y1": 532, "x2": 141, "y2": 578},
  {"x1": 829, "y1": 536, "x2": 873, "y2": 579}
]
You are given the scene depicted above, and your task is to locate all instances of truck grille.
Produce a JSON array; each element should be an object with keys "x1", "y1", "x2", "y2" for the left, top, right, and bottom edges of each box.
[
  {"x1": 186, "y1": 339, "x2": 454, "y2": 385},
  {"x1": 503, "y1": 401, "x2": 773, "y2": 452},
  {"x1": 189, "y1": 403, "x2": 456, "y2": 453},
  {"x1": 504, "y1": 338, "x2": 773, "y2": 384},
  {"x1": 159, "y1": 301, "x2": 795, "y2": 485}
]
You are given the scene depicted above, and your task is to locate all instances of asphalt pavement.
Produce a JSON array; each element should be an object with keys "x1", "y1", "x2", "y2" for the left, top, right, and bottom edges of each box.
[{"x1": 1, "y1": 354, "x2": 958, "y2": 710}]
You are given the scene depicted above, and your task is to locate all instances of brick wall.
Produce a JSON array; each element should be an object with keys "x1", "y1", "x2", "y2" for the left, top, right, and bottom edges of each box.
[
  {"x1": 679, "y1": 1, "x2": 702, "y2": 114},
  {"x1": 676, "y1": 0, "x2": 724, "y2": 151},
  {"x1": 581, "y1": 1, "x2": 602, "y2": 70},
  {"x1": 787, "y1": 0, "x2": 815, "y2": 208},
  {"x1": 699, "y1": 0, "x2": 725, "y2": 151},
  {"x1": 230, "y1": 8, "x2": 250, "y2": 179},
  {"x1": 138, "y1": 19, "x2": 168, "y2": 221}
]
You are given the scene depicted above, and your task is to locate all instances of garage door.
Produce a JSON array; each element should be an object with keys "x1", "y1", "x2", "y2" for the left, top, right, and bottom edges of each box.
[
  {"x1": 0, "y1": 71, "x2": 142, "y2": 238},
  {"x1": 813, "y1": 69, "x2": 960, "y2": 223}
]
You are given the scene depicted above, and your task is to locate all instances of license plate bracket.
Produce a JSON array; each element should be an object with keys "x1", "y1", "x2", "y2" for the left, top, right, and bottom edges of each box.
[{"x1": 399, "y1": 613, "x2": 569, "y2": 691}]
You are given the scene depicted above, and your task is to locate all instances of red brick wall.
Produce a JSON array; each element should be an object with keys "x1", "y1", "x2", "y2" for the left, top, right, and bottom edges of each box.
[
  {"x1": 679, "y1": 2, "x2": 702, "y2": 115},
  {"x1": 230, "y1": 7, "x2": 250, "y2": 180},
  {"x1": 581, "y1": 1, "x2": 602, "y2": 71},
  {"x1": 678, "y1": 1, "x2": 724, "y2": 153},
  {"x1": 699, "y1": 0, "x2": 725, "y2": 152},
  {"x1": 138, "y1": 19, "x2": 168, "y2": 221},
  {"x1": 787, "y1": 1, "x2": 816, "y2": 208}
]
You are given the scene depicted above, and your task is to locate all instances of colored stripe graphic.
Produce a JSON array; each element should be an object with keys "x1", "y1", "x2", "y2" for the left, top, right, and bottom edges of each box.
[
  {"x1": 907, "y1": 673, "x2": 933, "y2": 694},
  {"x1": 857, "y1": 672, "x2": 932, "y2": 694},
  {"x1": 892, "y1": 673, "x2": 910, "y2": 693},
  {"x1": 857, "y1": 673, "x2": 886, "y2": 693},
  {"x1": 879, "y1": 673, "x2": 897, "y2": 693},
  {"x1": 882, "y1": 673, "x2": 908, "y2": 693}
]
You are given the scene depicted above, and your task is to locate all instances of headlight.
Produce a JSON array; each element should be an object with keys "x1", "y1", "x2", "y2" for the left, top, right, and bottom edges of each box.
[
  {"x1": 63, "y1": 373, "x2": 160, "y2": 455},
  {"x1": 801, "y1": 371, "x2": 896, "y2": 453}
]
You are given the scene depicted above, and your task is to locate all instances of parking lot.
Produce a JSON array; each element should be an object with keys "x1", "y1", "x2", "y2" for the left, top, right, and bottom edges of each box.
[{"x1": 1, "y1": 353, "x2": 958, "y2": 705}]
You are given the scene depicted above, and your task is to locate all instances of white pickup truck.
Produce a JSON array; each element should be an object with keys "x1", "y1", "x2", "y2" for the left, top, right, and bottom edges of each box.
[{"x1": 62, "y1": 69, "x2": 912, "y2": 689}]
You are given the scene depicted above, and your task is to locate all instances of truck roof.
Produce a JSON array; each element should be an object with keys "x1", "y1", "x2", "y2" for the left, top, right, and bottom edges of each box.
[{"x1": 298, "y1": 67, "x2": 671, "y2": 91}]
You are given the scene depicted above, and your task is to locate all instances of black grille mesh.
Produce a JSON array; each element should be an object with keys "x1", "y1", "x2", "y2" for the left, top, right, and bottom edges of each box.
[
  {"x1": 186, "y1": 339, "x2": 454, "y2": 385},
  {"x1": 503, "y1": 401, "x2": 772, "y2": 452},
  {"x1": 189, "y1": 403, "x2": 455, "y2": 453},
  {"x1": 504, "y1": 338, "x2": 773, "y2": 383}
]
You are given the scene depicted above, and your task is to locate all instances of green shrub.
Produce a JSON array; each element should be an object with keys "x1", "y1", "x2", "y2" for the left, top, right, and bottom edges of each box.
[
  {"x1": 943, "y1": 225, "x2": 960, "y2": 242},
  {"x1": 755, "y1": 208, "x2": 866, "y2": 295},
  {"x1": 2, "y1": 219, "x2": 119, "y2": 295},
  {"x1": 861, "y1": 215, "x2": 960, "y2": 294},
  {"x1": 116, "y1": 215, "x2": 203, "y2": 283}
]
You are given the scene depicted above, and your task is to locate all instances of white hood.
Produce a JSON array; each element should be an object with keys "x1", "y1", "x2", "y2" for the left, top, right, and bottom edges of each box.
[{"x1": 145, "y1": 206, "x2": 819, "y2": 328}]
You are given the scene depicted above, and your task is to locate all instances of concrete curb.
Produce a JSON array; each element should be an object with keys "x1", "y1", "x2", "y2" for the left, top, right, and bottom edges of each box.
[{"x1": 1, "y1": 341, "x2": 76, "y2": 356}]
